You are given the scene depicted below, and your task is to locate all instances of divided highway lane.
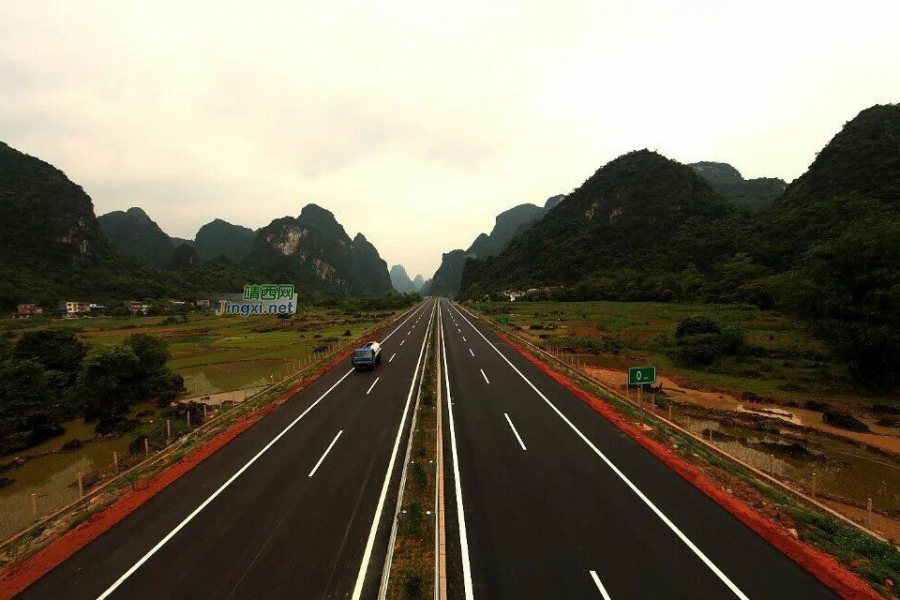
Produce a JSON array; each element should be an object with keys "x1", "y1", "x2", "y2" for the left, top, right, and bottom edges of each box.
[
  {"x1": 439, "y1": 299, "x2": 837, "y2": 600},
  {"x1": 17, "y1": 299, "x2": 437, "y2": 600}
]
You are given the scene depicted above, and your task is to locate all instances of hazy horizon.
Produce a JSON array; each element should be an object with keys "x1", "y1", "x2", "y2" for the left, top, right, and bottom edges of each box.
[{"x1": 3, "y1": 1, "x2": 900, "y2": 278}]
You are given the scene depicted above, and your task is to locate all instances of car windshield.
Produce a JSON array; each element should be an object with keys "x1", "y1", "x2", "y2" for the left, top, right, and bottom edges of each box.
[{"x1": 354, "y1": 349, "x2": 373, "y2": 358}]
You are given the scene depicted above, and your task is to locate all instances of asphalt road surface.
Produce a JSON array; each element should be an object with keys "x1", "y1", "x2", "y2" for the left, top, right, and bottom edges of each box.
[
  {"x1": 16, "y1": 299, "x2": 437, "y2": 600},
  {"x1": 438, "y1": 298, "x2": 838, "y2": 600}
]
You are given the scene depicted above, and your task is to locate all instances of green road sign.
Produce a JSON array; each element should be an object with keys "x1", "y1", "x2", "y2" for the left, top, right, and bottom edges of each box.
[
  {"x1": 628, "y1": 366, "x2": 656, "y2": 386},
  {"x1": 497, "y1": 317, "x2": 512, "y2": 325}
]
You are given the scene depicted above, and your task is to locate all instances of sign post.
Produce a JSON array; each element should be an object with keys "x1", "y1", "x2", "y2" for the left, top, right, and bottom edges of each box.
[{"x1": 628, "y1": 366, "x2": 657, "y2": 424}]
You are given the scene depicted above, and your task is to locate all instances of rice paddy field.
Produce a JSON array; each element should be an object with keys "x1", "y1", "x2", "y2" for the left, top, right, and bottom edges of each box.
[
  {"x1": 0, "y1": 306, "x2": 402, "y2": 539},
  {"x1": 2, "y1": 307, "x2": 397, "y2": 397},
  {"x1": 469, "y1": 300, "x2": 892, "y2": 410}
]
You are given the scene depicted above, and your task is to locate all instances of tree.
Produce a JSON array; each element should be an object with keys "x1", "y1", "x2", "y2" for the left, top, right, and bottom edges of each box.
[
  {"x1": 782, "y1": 217, "x2": 900, "y2": 388},
  {"x1": 77, "y1": 345, "x2": 141, "y2": 420},
  {"x1": 12, "y1": 329, "x2": 86, "y2": 382},
  {"x1": 124, "y1": 333, "x2": 168, "y2": 373},
  {"x1": 0, "y1": 359, "x2": 53, "y2": 419}
]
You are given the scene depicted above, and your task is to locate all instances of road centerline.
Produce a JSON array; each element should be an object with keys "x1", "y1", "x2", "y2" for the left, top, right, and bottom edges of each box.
[
  {"x1": 589, "y1": 571, "x2": 612, "y2": 600},
  {"x1": 504, "y1": 413, "x2": 527, "y2": 451},
  {"x1": 308, "y1": 430, "x2": 343, "y2": 477}
]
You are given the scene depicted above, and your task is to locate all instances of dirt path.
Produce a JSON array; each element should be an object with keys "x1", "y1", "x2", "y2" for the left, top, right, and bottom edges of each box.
[{"x1": 586, "y1": 366, "x2": 900, "y2": 456}]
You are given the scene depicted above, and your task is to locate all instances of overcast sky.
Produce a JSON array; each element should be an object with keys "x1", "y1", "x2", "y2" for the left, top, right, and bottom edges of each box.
[{"x1": 2, "y1": 1, "x2": 899, "y2": 278}]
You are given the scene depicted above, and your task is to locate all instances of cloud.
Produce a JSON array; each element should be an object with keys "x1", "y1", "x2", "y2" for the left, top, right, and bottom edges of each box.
[{"x1": 1, "y1": 0, "x2": 899, "y2": 278}]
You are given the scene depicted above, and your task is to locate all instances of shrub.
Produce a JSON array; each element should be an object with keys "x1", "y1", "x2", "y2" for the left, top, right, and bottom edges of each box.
[
  {"x1": 675, "y1": 315, "x2": 721, "y2": 338},
  {"x1": 720, "y1": 326, "x2": 746, "y2": 354},
  {"x1": 674, "y1": 333, "x2": 723, "y2": 367}
]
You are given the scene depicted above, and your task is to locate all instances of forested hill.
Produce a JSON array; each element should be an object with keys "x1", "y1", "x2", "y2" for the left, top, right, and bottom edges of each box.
[
  {"x1": 750, "y1": 104, "x2": 900, "y2": 269},
  {"x1": 467, "y1": 203, "x2": 547, "y2": 258},
  {"x1": 689, "y1": 161, "x2": 786, "y2": 210},
  {"x1": 194, "y1": 219, "x2": 255, "y2": 263},
  {"x1": 424, "y1": 193, "x2": 566, "y2": 297},
  {"x1": 243, "y1": 204, "x2": 393, "y2": 296},
  {"x1": 461, "y1": 150, "x2": 733, "y2": 297},
  {"x1": 460, "y1": 104, "x2": 900, "y2": 388},
  {"x1": 0, "y1": 142, "x2": 398, "y2": 307},
  {"x1": 0, "y1": 141, "x2": 108, "y2": 268},
  {"x1": 390, "y1": 265, "x2": 418, "y2": 294},
  {"x1": 98, "y1": 207, "x2": 177, "y2": 269},
  {"x1": 426, "y1": 250, "x2": 467, "y2": 297}
]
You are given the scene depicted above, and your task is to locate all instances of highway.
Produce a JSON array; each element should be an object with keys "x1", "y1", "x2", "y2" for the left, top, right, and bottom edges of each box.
[
  {"x1": 437, "y1": 299, "x2": 838, "y2": 600},
  {"x1": 16, "y1": 299, "x2": 437, "y2": 600}
]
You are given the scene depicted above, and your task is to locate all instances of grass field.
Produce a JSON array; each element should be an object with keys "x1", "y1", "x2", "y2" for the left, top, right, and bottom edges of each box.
[
  {"x1": 470, "y1": 300, "x2": 893, "y2": 410},
  {"x1": 1, "y1": 307, "x2": 397, "y2": 396}
]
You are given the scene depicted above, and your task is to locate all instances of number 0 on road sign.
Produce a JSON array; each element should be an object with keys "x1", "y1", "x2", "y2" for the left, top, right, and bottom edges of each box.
[{"x1": 628, "y1": 366, "x2": 656, "y2": 386}]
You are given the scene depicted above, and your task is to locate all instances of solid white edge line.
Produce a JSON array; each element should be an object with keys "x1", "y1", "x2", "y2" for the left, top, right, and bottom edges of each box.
[
  {"x1": 350, "y1": 300, "x2": 437, "y2": 600},
  {"x1": 97, "y1": 369, "x2": 355, "y2": 599},
  {"x1": 440, "y1": 301, "x2": 475, "y2": 600},
  {"x1": 450, "y1": 303, "x2": 750, "y2": 600},
  {"x1": 95, "y1": 301, "x2": 428, "y2": 599},
  {"x1": 590, "y1": 571, "x2": 612, "y2": 600},
  {"x1": 367, "y1": 377, "x2": 380, "y2": 395},
  {"x1": 504, "y1": 413, "x2": 527, "y2": 451},
  {"x1": 480, "y1": 368, "x2": 490, "y2": 384},
  {"x1": 389, "y1": 353, "x2": 396, "y2": 363},
  {"x1": 308, "y1": 430, "x2": 343, "y2": 477}
]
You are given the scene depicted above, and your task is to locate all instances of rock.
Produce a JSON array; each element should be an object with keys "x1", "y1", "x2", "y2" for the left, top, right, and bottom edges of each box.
[
  {"x1": 756, "y1": 441, "x2": 826, "y2": 462},
  {"x1": 787, "y1": 528, "x2": 799, "y2": 539},
  {"x1": 822, "y1": 410, "x2": 870, "y2": 433},
  {"x1": 60, "y1": 438, "x2": 84, "y2": 452},
  {"x1": 94, "y1": 416, "x2": 141, "y2": 436}
]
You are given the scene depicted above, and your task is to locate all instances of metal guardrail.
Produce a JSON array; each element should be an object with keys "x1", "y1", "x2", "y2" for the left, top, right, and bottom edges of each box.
[{"x1": 458, "y1": 302, "x2": 888, "y2": 543}]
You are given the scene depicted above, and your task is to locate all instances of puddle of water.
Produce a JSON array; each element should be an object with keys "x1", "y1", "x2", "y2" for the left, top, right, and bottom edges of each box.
[
  {"x1": 681, "y1": 418, "x2": 900, "y2": 515},
  {"x1": 177, "y1": 359, "x2": 288, "y2": 395},
  {"x1": 0, "y1": 405, "x2": 159, "y2": 540},
  {"x1": 737, "y1": 405, "x2": 802, "y2": 425}
]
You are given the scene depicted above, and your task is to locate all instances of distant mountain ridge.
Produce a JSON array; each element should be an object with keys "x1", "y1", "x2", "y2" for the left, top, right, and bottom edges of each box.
[
  {"x1": 0, "y1": 141, "x2": 396, "y2": 306},
  {"x1": 460, "y1": 104, "x2": 900, "y2": 305},
  {"x1": 194, "y1": 219, "x2": 255, "y2": 263},
  {"x1": 461, "y1": 150, "x2": 733, "y2": 297},
  {"x1": 243, "y1": 204, "x2": 392, "y2": 295},
  {"x1": 689, "y1": 162, "x2": 786, "y2": 210},
  {"x1": 98, "y1": 207, "x2": 177, "y2": 269},
  {"x1": 390, "y1": 265, "x2": 418, "y2": 293},
  {"x1": 427, "y1": 250, "x2": 467, "y2": 297},
  {"x1": 425, "y1": 193, "x2": 566, "y2": 296}
]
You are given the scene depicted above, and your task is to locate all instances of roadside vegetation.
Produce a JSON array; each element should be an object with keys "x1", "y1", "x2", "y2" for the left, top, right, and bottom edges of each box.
[
  {"x1": 386, "y1": 310, "x2": 437, "y2": 600},
  {"x1": 470, "y1": 300, "x2": 885, "y2": 409}
]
